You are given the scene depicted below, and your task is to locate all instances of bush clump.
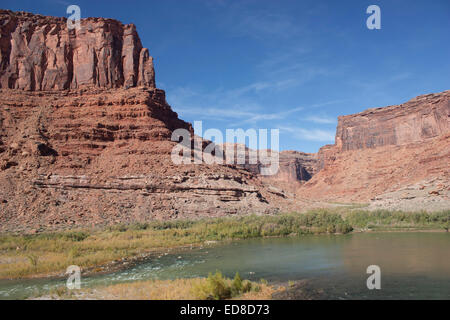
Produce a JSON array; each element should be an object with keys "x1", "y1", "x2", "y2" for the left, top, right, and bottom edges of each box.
[{"x1": 193, "y1": 271, "x2": 255, "y2": 300}]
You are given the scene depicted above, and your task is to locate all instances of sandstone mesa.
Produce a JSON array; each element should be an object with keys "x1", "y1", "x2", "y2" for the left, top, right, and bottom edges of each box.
[{"x1": 0, "y1": 10, "x2": 449, "y2": 233}]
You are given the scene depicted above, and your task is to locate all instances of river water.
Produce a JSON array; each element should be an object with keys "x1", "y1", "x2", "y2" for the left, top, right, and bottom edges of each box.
[{"x1": 0, "y1": 232, "x2": 449, "y2": 299}]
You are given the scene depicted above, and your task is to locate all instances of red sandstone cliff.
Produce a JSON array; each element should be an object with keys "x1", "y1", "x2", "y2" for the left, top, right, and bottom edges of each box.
[
  {"x1": 0, "y1": 10, "x2": 155, "y2": 91},
  {"x1": 0, "y1": 11, "x2": 293, "y2": 233},
  {"x1": 0, "y1": 10, "x2": 448, "y2": 233},
  {"x1": 300, "y1": 91, "x2": 450, "y2": 202}
]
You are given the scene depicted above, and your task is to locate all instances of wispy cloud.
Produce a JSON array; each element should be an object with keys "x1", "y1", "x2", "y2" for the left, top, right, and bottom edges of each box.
[
  {"x1": 279, "y1": 126, "x2": 335, "y2": 142},
  {"x1": 230, "y1": 12, "x2": 303, "y2": 40},
  {"x1": 162, "y1": 2, "x2": 344, "y2": 148},
  {"x1": 175, "y1": 105, "x2": 260, "y2": 121},
  {"x1": 388, "y1": 72, "x2": 412, "y2": 82},
  {"x1": 347, "y1": 72, "x2": 414, "y2": 95},
  {"x1": 304, "y1": 115, "x2": 337, "y2": 124},
  {"x1": 169, "y1": 84, "x2": 344, "y2": 127},
  {"x1": 205, "y1": 0, "x2": 306, "y2": 40}
]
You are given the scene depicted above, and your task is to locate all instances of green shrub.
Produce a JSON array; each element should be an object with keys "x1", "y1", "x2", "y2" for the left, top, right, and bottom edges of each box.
[
  {"x1": 63, "y1": 231, "x2": 89, "y2": 242},
  {"x1": 242, "y1": 280, "x2": 252, "y2": 292},
  {"x1": 193, "y1": 271, "x2": 231, "y2": 300},
  {"x1": 129, "y1": 223, "x2": 149, "y2": 231},
  {"x1": 193, "y1": 271, "x2": 256, "y2": 300},
  {"x1": 231, "y1": 272, "x2": 243, "y2": 295},
  {"x1": 208, "y1": 271, "x2": 231, "y2": 300},
  {"x1": 345, "y1": 210, "x2": 450, "y2": 229}
]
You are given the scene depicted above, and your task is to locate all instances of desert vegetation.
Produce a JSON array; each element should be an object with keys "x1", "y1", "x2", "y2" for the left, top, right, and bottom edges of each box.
[
  {"x1": 37, "y1": 272, "x2": 277, "y2": 300},
  {"x1": 0, "y1": 209, "x2": 448, "y2": 279},
  {"x1": 345, "y1": 210, "x2": 450, "y2": 231}
]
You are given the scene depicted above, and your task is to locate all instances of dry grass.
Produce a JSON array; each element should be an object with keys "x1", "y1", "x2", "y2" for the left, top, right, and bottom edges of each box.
[
  {"x1": 96, "y1": 278, "x2": 211, "y2": 300},
  {"x1": 38, "y1": 277, "x2": 279, "y2": 300},
  {"x1": 236, "y1": 285, "x2": 282, "y2": 300}
]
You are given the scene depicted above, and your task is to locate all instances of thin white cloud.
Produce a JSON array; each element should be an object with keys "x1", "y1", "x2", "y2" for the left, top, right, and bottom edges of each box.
[
  {"x1": 304, "y1": 115, "x2": 337, "y2": 124},
  {"x1": 389, "y1": 72, "x2": 412, "y2": 82},
  {"x1": 175, "y1": 106, "x2": 256, "y2": 120},
  {"x1": 279, "y1": 126, "x2": 335, "y2": 142},
  {"x1": 257, "y1": 47, "x2": 311, "y2": 70},
  {"x1": 232, "y1": 12, "x2": 301, "y2": 39},
  {"x1": 170, "y1": 84, "x2": 345, "y2": 127},
  {"x1": 227, "y1": 79, "x2": 299, "y2": 96},
  {"x1": 201, "y1": 0, "x2": 312, "y2": 42}
]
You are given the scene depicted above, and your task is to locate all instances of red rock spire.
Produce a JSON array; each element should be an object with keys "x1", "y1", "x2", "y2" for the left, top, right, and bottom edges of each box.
[{"x1": 0, "y1": 10, "x2": 155, "y2": 90}]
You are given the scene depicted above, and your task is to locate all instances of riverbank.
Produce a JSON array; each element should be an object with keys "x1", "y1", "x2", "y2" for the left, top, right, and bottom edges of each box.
[
  {"x1": 2, "y1": 231, "x2": 450, "y2": 300},
  {"x1": 0, "y1": 209, "x2": 448, "y2": 279},
  {"x1": 32, "y1": 272, "x2": 280, "y2": 300}
]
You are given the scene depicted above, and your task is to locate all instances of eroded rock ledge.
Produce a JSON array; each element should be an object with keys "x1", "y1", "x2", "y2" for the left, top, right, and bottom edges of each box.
[
  {"x1": 0, "y1": 9, "x2": 155, "y2": 90},
  {"x1": 300, "y1": 90, "x2": 450, "y2": 202},
  {"x1": 0, "y1": 87, "x2": 288, "y2": 233}
]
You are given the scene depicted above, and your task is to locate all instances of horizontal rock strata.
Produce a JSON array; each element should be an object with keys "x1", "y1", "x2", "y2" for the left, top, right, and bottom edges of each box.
[
  {"x1": 0, "y1": 87, "x2": 287, "y2": 232},
  {"x1": 299, "y1": 90, "x2": 450, "y2": 202},
  {"x1": 0, "y1": 10, "x2": 155, "y2": 91}
]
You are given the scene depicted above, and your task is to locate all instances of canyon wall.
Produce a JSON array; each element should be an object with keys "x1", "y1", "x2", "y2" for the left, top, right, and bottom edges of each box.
[
  {"x1": 0, "y1": 10, "x2": 448, "y2": 233},
  {"x1": 0, "y1": 11, "x2": 294, "y2": 233},
  {"x1": 0, "y1": 10, "x2": 155, "y2": 91},
  {"x1": 0, "y1": 85, "x2": 291, "y2": 233},
  {"x1": 261, "y1": 151, "x2": 317, "y2": 194},
  {"x1": 335, "y1": 92, "x2": 449, "y2": 151},
  {"x1": 300, "y1": 90, "x2": 450, "y2": 202},
  {"x1": 276, "y1": 151, "x2": 317, "y2": 182},
  {"x1": 218, "y1": 143, "x2": 318, "y2": 193}
]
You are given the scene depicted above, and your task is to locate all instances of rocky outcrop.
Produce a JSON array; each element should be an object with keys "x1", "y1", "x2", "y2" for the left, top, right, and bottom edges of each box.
[
  {"x1": 367, "y1": 177, "x2": 449, "y2": 212},
  {"x1": 299, "y1": 90, "x2": 450, "y2": 203},
  {"x1": 1, "y1": 10, "x2": 448, "y2": 233},
  {"x1": 0, "y1": 11, "x2": 304, "y2": 233},
  {"x1": 260, "y1": 151, "x2": 318, "y2": 194},
  {"x1": 217, "y1": 143, "x2": 318, "y2": 193},
  {"x1": 335, "y1": 91, "x2": 450, "y2": 151},
  {"x1": 0, "y1": 87, "x2": 294, "y2": 232},
  {"x1": 276, "y1": 151, "x2": 317, "y2": 182},
  {"x1": 0, "y1": 10, "x2": 155, "y2": 91}
]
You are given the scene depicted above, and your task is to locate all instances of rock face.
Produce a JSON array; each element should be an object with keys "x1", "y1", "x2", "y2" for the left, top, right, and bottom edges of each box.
[
  {"x1": 276, "y1": 151, "x2": 317, "y2": 182},
  {"x1": 0, "y1": 10, "x2": 155, "y2": 91},
  {"x1": 1, "y1": 10, "x2": 448, "y2": 233},
  {"x1": 217, "y1": 144, "x2": 318, "y2": 193},
  {"x1": 299, "y1": 90, "x2": 450, "y2": 203},
  {"x1": 335, "y1": 92, "x2": 450, "y2": 151},
  {"x1": 367, "y1": 177, "x2": 449, "y2": 212},
  {"x1": 0, "y1": 87, "x2": 293, "y2": 233},
  {"x1": 261, "y1": 151, "x2": 317, "y2": 194},
  {"x1": 0, "y1": 11, "x2": 301, "y2": 233}
]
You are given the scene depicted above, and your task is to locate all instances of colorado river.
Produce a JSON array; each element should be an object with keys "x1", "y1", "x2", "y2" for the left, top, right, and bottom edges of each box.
[{"x1": 0, "y1": 232, "x2": 449, "y2": 299}]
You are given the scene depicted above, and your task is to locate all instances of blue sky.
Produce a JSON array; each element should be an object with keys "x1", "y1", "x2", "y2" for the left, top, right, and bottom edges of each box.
[{"x1": 3, "y1": 0, "x2": 450, "y2": 152}]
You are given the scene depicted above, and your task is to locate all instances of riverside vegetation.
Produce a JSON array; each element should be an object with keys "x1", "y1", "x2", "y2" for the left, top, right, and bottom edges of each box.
[
  {"x1": 0, "y1": 209, "x2": 449, "y2": 279},
  {"x1": 42, "y1": 271, "x2": 278, "y2": 300}
]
